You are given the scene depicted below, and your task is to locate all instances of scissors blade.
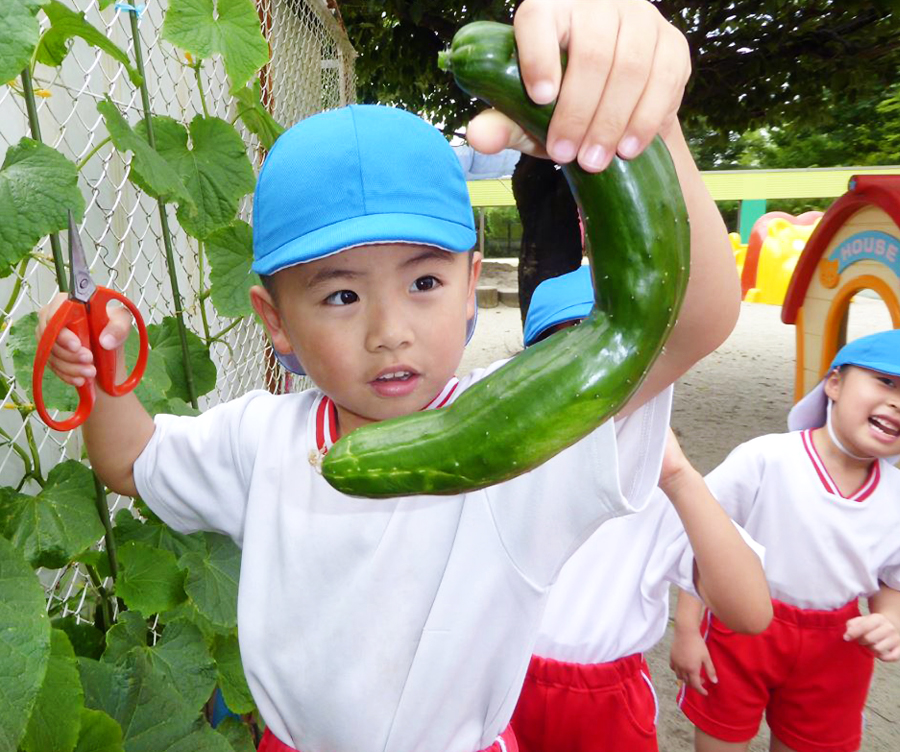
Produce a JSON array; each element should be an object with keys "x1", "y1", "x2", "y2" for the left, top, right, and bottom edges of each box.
[{"x1": 67, "y1": 212, "x2": 97, "y2": 304}]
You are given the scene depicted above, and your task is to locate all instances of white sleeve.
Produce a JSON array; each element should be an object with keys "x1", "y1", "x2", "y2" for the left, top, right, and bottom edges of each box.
[
  {"x1": 484, "y1": 388, "x2": 673, "y2": 588},
  {"x1": 702, "y1": 438, "x2": 766, "y2": 525},
  {"x1": 133, "y1": 390, "x2": 268, "y2": 543}
]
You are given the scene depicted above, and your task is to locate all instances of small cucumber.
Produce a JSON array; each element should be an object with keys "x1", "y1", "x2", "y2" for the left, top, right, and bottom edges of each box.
[{"x1": 322, "y1": 21, "x2": 689, "y2": 497}]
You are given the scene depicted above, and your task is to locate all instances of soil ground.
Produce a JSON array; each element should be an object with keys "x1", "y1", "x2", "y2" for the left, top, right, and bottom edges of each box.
[{"x1": 460, "y1": 266, "x2": 899, "y2": 751}]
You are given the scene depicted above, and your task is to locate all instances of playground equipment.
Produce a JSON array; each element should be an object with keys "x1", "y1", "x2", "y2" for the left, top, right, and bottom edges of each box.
[
  {"x1": 783, "y1": 175, "x2": 900, "y2": 401},
  {"x1": 741, "y1": 211, "x2": 823, "y2": 305}
]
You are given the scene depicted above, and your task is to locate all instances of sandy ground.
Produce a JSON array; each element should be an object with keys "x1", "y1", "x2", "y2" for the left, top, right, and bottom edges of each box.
[{"x1": 459, "y1": 288, "x2": 899, "y2": 751}]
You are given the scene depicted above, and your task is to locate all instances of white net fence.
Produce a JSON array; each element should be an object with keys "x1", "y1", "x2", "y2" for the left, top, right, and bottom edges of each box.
[{"x1": 0, "y1": 0, "x2": 355, "y2": 618}]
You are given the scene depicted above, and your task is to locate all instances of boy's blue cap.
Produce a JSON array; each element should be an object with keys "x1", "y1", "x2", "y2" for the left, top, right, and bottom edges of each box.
[
  {"x1": 788, "y1": 329, "x2": 900, "y2": 431},
  {"x1": 251, "y1": 104, "x2": 476, "y2": 276},
  {"x1": 523, "y1": 266, "x2": 594, "y2": 347}
]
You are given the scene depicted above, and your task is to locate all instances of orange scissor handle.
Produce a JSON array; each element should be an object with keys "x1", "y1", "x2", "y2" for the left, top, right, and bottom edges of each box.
[{"x1": 32, "y1": 289, "x2": 149, "y2": 431}]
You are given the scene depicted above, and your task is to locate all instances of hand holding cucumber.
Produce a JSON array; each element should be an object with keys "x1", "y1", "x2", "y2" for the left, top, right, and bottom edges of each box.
[{"x1": 467, "y1": 0, "x2": 691, "y2": 172}]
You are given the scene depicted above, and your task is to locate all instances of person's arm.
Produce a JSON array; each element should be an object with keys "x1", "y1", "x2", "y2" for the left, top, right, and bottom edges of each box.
[
  {"x1": 659, "y1": 429, "x2": 772, "y2": 634},
  {"x1": 37, "y1": 293, "x2": 154, "y2": 496},
  {"x1": 844, "y1": 583, "x2": 900, "y2": 662},
  {"x1": 670, "y1": 589, "x2": 716, "y2": 696},
  {"x1": 465, "y1": 0, "x2": 739, "y2": 414}
]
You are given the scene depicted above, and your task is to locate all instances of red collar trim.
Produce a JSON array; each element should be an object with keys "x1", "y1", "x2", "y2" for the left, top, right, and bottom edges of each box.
[
  {"x1": 314, "y1": 377, "x2": 460, "y2": 453},
  {"x1": 801, "y1": 429, "x2": 880, "y2": 501}
]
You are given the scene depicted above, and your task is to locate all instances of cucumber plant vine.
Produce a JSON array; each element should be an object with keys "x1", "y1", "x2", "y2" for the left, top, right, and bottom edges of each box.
[{"x1": 0, "y1": 0, "x2": 289, "y2": 749}]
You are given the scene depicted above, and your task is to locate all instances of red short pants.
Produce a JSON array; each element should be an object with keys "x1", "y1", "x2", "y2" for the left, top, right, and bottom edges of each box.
[
  {"x1": 678, "y1": 600, "x2": 874, "y2": 752},
  {"x1": 511, "y1": 653, "x2": 659, "y2": 752},
  {"x1": 257, "y1": 723, "x2": 518, "y2": 752}
]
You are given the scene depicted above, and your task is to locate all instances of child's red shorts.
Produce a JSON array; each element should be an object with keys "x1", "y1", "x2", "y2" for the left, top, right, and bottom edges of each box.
[
  {"x1": 511, "y1": 653, "x2": 659, "y2": 752},
  {"x1": 678, "y1": 599, "x2": 874, "y2": 752},
  {"x1": 257, "y1": 723, "x2": 518, "y2": 752}
]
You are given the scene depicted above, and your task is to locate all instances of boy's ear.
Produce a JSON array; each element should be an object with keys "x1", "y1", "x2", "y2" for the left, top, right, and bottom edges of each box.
[
  {"x1": 467, "y1": 251, "x2": 483, "y2": 320},
  {"x1": 823, "y1": 368, "x2": 843, "y2": 402},
  {"x1": 250, "y1": 285, "x2": 294, "y2": 355}
]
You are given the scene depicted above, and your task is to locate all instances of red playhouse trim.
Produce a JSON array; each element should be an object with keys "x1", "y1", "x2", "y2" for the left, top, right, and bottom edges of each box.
[{"x1": 782, "y1": 175, "x2": 900, "y2": 324}]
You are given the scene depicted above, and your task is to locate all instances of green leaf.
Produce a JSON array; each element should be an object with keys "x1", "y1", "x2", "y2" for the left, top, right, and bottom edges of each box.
[
  {"x1": 0, "y1": 138, "x2": 84, "y2": 276},
  {"x1": 160, "y1": 599, "x2": 231, "y2": 641},
  {"x1": 126, "y1": 328, "x2": 176, "y2": 417},
  {"x1": 214, "y1": 717, "x2": 255, "y2": 752},
  {"x1": 231, "y1": 80, "x2": 284, "y2": 150},
  {"x1": 132, "y1": 115, "x2": 255, "y2": 239},
  {"x1": 102, "y1": 610, "x2": 148, "y2": 664},
  {"x1": 79, "y1": 652, "x2": 231, "y2": 752},
  {"x1": 206, "y1": 221, "x2": 256, "y2": 318},
  {"x1": 147, "y1": 316, "x2": 217, "y2": 401},
  {"x1": 96, "y1": 99, "x2": 192, "y2": 207},
  {"x1": 178, "y1": 533, "x2": 240, "y2": 629},
  {"x1": 73, "y1": 708, "x2": 123, "y2": 752},
  {"x1": 22, "y1": 628, "x2": 84, "y2": 752},
  {"x1": 0, "y1": 460, "x2": 104, "y2": 569},
  {"x1": 144, "y1": 621, "x2": 216, "y2": 712},
  {"x1": 0, "y1": 0, "x2": 42, "y2": 82},
  {"x1": 74, "y1": 549, "x2": 113, "y2": 581},
  {"x1": 35, "y1": 1, "x2": 142, "y2": 86},
  {"x1": 0, "y1": 536, "x2": 51, "y2": 752},
  {"x1": 211, "y1": 634, "x2": 254, "y2": 715},
  {"x1": 116, "y1": 541, "x2": 187, "y2": 615},
  {"x1": 9, "y1": 311, "x2": 79, "y2": 413},
  {"x1": 162, "y1": 0, "x2": 270, "y2": 93},
  {"x1": 112, "y1": 508, "x2": 205, "y2": 560},
  {"x1": 53, "y1": 615, "x2": 105, "y2": 660}
]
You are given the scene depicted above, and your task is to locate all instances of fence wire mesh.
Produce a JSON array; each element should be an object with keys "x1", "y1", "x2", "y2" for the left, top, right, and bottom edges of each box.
[{"x1": 0, "y1": 0, "x2": 355, "y2": 619}]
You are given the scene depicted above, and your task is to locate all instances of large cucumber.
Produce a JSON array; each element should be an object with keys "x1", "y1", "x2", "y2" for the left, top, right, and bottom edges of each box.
[{"x1": 322, "y1": 20, "x2": 690, "y2": 497}]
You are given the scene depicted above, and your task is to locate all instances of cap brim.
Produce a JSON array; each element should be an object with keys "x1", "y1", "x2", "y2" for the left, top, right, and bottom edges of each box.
[
  {"x1": 252, "y1": 212, "x2": 476, "y2": 276},
  {"x1": 787, "y1": 380, "x2": 828, "y2": 432}
]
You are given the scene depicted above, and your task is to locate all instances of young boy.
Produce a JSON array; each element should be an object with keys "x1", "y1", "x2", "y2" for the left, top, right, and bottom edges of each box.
[
  {"x1": 38, "y1": 3, "x2": 739, "y2": 750},
  {"x1": 671, "y1": 329, "x2": 900, "y2": 752},
  {"x1": 510, "y1": 267, "x2": 771, "y2": 752}
]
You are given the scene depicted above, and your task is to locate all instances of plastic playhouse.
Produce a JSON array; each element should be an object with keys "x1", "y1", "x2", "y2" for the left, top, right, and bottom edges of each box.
[{"x1": 782, "y1": 175, "x2": 900, "y2": 401}]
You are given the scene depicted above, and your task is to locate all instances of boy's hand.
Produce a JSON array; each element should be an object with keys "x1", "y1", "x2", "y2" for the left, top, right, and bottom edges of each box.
[
  {"x1": 36, "y1": 293, "x2": 132, "y2": 388},
  {"x1": 670, "y1": 627, "x2": 717, "y2": 696},
  {"x1": 845, "y1": 613, "x2": 900, "y2": 662},
  {"x1": 465, "y1": 0, "x2": 691, "y2": 172}
]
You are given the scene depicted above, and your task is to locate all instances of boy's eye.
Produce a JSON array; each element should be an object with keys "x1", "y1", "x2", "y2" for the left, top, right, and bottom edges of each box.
[
  {"x1": 324, "y1": 290, "x2": 358, "y2": 306},
  {"x1": 411, "y1": 275, "x2": 439, "y2": 293}
]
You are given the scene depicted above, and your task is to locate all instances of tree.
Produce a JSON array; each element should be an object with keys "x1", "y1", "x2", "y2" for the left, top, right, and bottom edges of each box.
[{"x1": 338, "y1": 0, "x2": 900, "y2": 311}]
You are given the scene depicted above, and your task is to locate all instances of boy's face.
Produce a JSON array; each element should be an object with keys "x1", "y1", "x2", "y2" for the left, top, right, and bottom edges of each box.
[
  {"x1": 251, "y1": 244, "x2": 481, "y2": 437},
  {"x1": 824, "y1": 366, "x2": 900, "y2": 458}
]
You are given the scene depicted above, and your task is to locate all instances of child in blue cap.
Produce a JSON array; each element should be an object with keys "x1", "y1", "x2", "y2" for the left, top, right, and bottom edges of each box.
[
  {"x1": 37, "y1": 3, "x2": 744, "y2": 750},
  {"x1": 512, "y1": 267, "x2": 771, "y2": 752},
  {"x1": 672, "y1": 328, "x2": 900, "y2": 752}
]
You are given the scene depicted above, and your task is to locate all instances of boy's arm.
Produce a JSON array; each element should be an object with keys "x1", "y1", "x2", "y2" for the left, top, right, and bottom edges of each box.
[
  {"x1": 465, "y1": 0, "x2": 739, "y2": 415},
  {"x1": 670, "y1": 589, "x2": 716, "y2": 696},
  {"x1": 659, "y1": 429, "x2": 772, "y2": 635},
  {"x1": 845, "y1": 583, "x2": 900, "y2": 662},
  {"x1": 37, "y1": 293, "x2": 155, "y2": 497}
]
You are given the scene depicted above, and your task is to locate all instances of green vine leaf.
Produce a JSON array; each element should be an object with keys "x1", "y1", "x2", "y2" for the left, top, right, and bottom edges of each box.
[
  {"x1": 125, "y1": 328, "x2": 179, "y2": 418},
  {"x1": 206, "y1": 220, "x2": 256, "y2": 319},
  {"x1": 232, "y1": 80, "x2": 284, "y2": 150},
  {"x1": 102, "y1": 610, "x2": 148, "y2": 665},
  {"x1": 112, "y1": 508, "x2": 205, "y2": 560},
  {"x1": 162, "y1": 0, "x2": 270, "y2": 93},
  {"x1": 132, "y1": 115, "x2": 255, "y2": 240},
  {"x1": 35, "y1": 1, "x2": 142, "y2": 86},
  {"x1": 0, "y1": 536, "x2": 51, "y2": 752},
  {"x1": 22, "y1": 628, "x2": 84, "y2": 752},
  {"x1": 53, "y1": 615, "x2": 105, "y2": 660},
  {"x1": 0, "y1": 460, "x2": 104, "y2": 569},
  {"x1": 147, "y1": 316, "x2": 218, "y2": 402},
  {"x1": 97, "y1": 99, "x2": 193, "y2": 207},
  {"x1": 177, "y1": 533, "x2": 239, "y2": 630},
  {"x1": 211, "y1": 634, "x2": 254, "y2": 715},
  {"x1": 0, "y1": 138, "x2": 84, "y2": 277},
  {"x1": 214, "y1": 717, "x2": 255, "y2": 752},
  {"x1": 0, "y1": 0, "x2": 44, "y2": 82},
  {"x1": 116, "y1": 541, "x2": 187, "y2": 615},
  {"x1": 10, "y1": 311, "x2": 78, "y2": 413},
  {"x1": 73, "y1": 708, "x2": 123, "y2": 752}
]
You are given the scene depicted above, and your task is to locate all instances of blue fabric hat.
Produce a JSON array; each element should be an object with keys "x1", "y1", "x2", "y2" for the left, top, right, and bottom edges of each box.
[
  {"x1": 788, "y1": 329, "x2": 900, "y2": 431},
  {"x1": 523, "y1": 265, "x2": 594, "y2": 347},
  {"x1": 252, "y1": 104, "x2": 476, "y2": 276}
]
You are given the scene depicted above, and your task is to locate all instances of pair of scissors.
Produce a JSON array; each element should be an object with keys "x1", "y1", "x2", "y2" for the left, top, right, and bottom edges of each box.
[{"x1": 32, "y1": 213, "x2": 149, "y2": 431}]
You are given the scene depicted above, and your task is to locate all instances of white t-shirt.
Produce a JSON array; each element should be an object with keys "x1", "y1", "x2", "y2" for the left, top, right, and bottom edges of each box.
[
  {"x1": 133, "y1": 362, "x2": 669, "y2": 752},
  {"x1": 705, "y1": 429, "x2": 900, "y2": 610}
]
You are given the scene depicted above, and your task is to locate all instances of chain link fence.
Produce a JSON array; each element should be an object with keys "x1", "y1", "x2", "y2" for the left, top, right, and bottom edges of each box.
[{"x1": 0, "y1": 0, "x2": 355, "y2": 619}]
